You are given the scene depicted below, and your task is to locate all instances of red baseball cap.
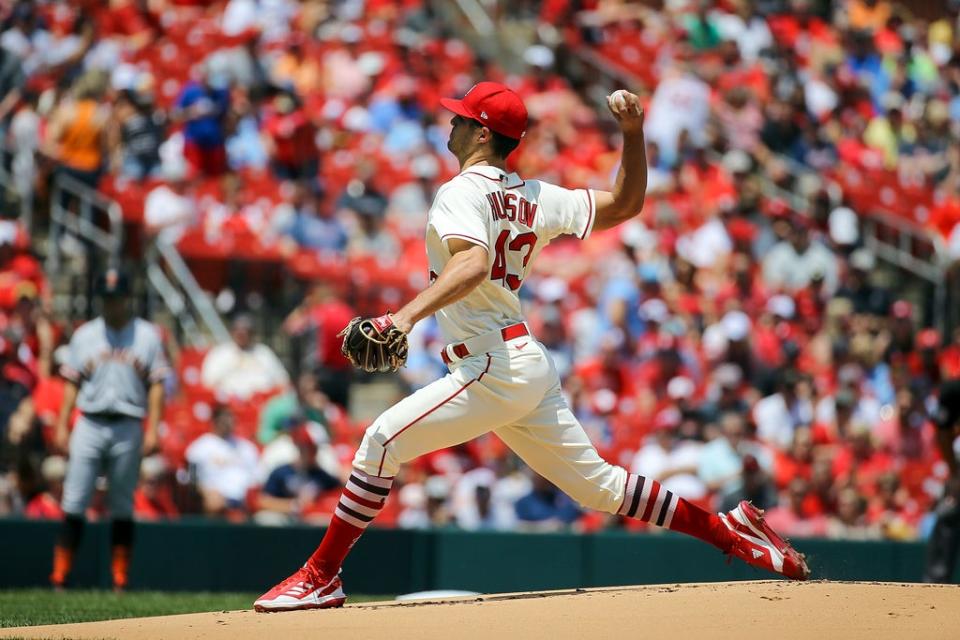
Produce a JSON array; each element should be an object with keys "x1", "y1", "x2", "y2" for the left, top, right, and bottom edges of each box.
[
  {"x1": 918, "y1": 328, "x2": 940, "y2": 350},
  {"x1": 440, "y1": 82, "x2": 528, "y2": 140},
  {"x1": 891, "y1": 300, "x2": 913, "y2": 319},
  {"x1": 652, "y1": 407, "x2": 682, "y2": 431}
]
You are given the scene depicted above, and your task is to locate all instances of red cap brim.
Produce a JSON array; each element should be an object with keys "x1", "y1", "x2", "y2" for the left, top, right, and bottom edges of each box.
[{"x1": 439, "y1": 97, "x2": 476, "y2": 121}]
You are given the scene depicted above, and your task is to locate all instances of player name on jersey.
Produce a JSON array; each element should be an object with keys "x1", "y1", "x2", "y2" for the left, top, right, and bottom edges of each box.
[{"x1": 486, "y1": 192, "x2": 537, "y2": 228}]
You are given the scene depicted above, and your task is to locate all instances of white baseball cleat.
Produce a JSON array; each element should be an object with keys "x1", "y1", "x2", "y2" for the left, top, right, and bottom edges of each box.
[{"x1": 254, "y1": 567, "x2": 346, "y2": 612}]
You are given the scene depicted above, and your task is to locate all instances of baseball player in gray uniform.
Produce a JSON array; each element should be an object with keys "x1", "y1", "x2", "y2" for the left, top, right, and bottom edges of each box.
[{"x1": 49, "y1": 268, "x2": 168, "y2": 591}]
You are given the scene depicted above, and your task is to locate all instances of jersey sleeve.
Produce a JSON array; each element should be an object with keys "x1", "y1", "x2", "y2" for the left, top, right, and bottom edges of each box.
[
  {"x1": 60, "y1": 329, "x2": 86, "y2": 384},
  {"x1": 537, "y1": 181, "x2": 596, "y2": 241},
  {"x1": 427, "y1": 181, "x2": 489, "y2": 250},
  {"x1": 144, "y1": 325, "x2": 172, "y2": 384}
]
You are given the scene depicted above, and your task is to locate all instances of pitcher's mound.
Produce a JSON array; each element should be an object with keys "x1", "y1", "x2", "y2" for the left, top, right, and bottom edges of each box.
[{"x1": 7, "y1": 580, "x2": 960, "y2": 640}]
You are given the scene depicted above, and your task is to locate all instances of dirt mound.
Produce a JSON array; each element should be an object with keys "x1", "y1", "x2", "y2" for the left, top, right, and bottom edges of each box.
[{"x1": 6, "y1": 581, "x2": 959, "y2": 640}]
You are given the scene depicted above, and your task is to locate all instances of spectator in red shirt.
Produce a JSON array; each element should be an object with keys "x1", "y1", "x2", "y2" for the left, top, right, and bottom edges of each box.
[
  {"x1": 283, "y1": 282, "x2": 355, "y2": 408},
  {"x1": 941, "y1": 328, "x2": 960, "y2": 380},
  {"x1": 573, "y1": 331, "x2": 636, "y2": 399},
  {"x1": 25, "y1": 455, "x2": 66, "y2": 520},
  {"x1": 874, "y1": 386, "x2": 934, "y2": 461},
  {"x1": 133, "y1": 455, "x2": 178, "y2": 521},
  {"x1": 774, "y1": 426, "x2": 815, "y2": 490},
  {"x1": 0, "y1": 222, "x2": 49, "y2": 312},
  {"x1": 764, "y1": 477, "x2": 828, "y2": 538},
  {"x1": 95, "y1": 0, "x2": 159, "y2": 48},
  {"x1": 635, "y1": 335, "x2": 695, "y2": 401},
  {"x1": 262, "y1": 90, "x2": 318, "y2": 181},
  {"x1": 832, "y1": 423, "x2": 895, "y2": 497},
  {"x1": 808, "y1": 458, "x2": 837, "y2": 516}
]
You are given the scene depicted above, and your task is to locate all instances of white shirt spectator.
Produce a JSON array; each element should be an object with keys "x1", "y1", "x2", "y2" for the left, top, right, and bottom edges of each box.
[
  {"x1": 632, "y1": 439, "x2": 707, "y2": 500},
  {"x1": 645, "y1": 164, "x2": 674, "y2": 194},
  {"x1": 257, "y1": 424, "x2": 340, "y2": 484},
  {"x1": 186, "y1": 433, "x2": 259, "y2": 503},
  {"x1": 761, "y1": 238, "x2": 839, "y2": 294},
  {"x1": 645, "y1": 70, "x2": 711, "y2": 165},
  {"x1": 201, "y1": 341, "x2": 290, "y2": 399},
  {"x1": 144, "y1": 183, "x2": 195, "y2": 243},
  {"x1": 814, "y1": 394, "x2": 881, "y2": 430},
  {"x1": 397, "y1": 483, "x2": 430, "y2": 530},
  {"x1": 697, "y1": 436, "x2": 772, "y2": 496},
  {"x1": 1, "y1": 26, "x2": 52, "y2": 76},
  {"x1": 753, "y1": 392, "x2": 815, "y2": 449},
  {"x1": 803, "y1": 74, "x2": 839, "y2": 121},
  {"x1": 676, "y1": 218, "x2": 732, "y2": 269},
  {"x1": 10, "y1": 106, "x2": 40, "y2": 201},
  {"x1": 451, "y1": 468, "x2": 518, "y2": 531},
  {"x1": 221, "y1": 0, "x2": 258, "y2": 36},
  {"x1": 223, "y1": 0, "x2": 295, "y2": 41},
  {"x1": 712, "y1": 11, "x2": 773, "y2": 61}
]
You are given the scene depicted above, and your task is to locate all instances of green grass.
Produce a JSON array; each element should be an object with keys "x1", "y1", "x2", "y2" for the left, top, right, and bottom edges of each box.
[{"x1": 0, "y1": 589, "x2": 388, "y2": 629}]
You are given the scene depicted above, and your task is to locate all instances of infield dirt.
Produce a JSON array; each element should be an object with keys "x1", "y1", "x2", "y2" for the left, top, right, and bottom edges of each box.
[{"x1": 5, "y1": 580, "x2": 960, "y2": 640}]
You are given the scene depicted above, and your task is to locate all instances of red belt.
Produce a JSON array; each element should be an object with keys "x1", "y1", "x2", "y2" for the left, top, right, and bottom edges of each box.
[{"x1": 441, "y1": 322, "x2": 529, "y2": 365}]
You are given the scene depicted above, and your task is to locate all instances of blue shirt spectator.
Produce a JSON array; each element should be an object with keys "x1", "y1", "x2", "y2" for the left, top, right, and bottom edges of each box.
[
  {"x1": 514, "y1": 476, "x2": 582, "y2": 529},
  {"x1": 287, "y1": 209, "x2": 348, "y2": 253},
  {"x1": 263, "y1": 463, "x2": 339, "y2": 500},
  {"x1": 176, "y1": 81, "x2": 230, "y2": 148}
]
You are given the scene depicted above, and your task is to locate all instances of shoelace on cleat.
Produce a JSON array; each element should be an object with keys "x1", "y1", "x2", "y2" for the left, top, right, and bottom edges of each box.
[{"x1": 276, "y1": 568, "x2": 317, "y2": 592}]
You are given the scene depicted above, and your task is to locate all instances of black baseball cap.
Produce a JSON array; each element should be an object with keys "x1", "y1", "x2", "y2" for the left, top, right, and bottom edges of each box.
[{"x1": 95, "y1": 268, "x2": 131, "y2": 298}]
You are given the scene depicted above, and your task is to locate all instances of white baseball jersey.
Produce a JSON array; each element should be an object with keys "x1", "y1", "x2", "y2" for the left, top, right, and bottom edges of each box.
[
  {"x1": 353, "y1": 163, "x2": 628, "y2": 520},
  {"x1": 426, "y1": 165, "x2": 596, "y2": 343}
]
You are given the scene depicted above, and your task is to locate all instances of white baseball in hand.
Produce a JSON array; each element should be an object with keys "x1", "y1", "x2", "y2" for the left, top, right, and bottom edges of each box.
[
  {"x1": 608, "y1": 89, "x2": 641, "y2": 116},
  {"x1": 610, "y1": 89, "x2": 629, "y2": 112}
]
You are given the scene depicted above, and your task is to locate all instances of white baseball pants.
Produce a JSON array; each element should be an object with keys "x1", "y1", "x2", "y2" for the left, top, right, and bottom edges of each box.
[{"x1": 353, "y1": 331, "x2": 627, "y2": 513}]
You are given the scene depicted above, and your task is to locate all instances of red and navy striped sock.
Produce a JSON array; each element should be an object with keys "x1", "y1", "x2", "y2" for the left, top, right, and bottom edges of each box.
[
  {"x1": 307, "y1": 469, "x2": 393, "y2": 578},
  {"x1": 617, "y1": 473, "x2": 735, "y2": 552}
]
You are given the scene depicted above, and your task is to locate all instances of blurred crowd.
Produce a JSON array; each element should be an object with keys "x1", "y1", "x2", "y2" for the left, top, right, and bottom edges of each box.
[
  {"x1": 0, "y1": 0, "x2": 959, "y2": 542},
  {"x1": 557, "y1": 0, "x2": 960, "y2": 255}
]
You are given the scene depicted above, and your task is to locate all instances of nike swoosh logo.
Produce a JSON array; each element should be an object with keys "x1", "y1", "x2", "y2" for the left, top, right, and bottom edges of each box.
[{"x1": 515, "y1": 342, "x2": 528, "y2": 350}]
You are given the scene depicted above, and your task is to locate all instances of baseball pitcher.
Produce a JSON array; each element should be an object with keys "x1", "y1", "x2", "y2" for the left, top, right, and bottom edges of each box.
[
  {"x1": 49, "y1": 269, "x2": 168, "y2": 591},
  {"x1": 255, "y1": 84, "x2": 809, "y2": 611}
]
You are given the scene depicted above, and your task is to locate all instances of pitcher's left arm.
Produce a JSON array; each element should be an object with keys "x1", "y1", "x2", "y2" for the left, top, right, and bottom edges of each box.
[{"x1": 391, "y1": 239, "x2": 488, "y2": 334}]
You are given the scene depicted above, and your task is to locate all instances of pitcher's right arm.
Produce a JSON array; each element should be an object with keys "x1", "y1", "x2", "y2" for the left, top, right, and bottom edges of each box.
[{"x1": 592, "y1": 90, "x2": 648, "y2": 232}]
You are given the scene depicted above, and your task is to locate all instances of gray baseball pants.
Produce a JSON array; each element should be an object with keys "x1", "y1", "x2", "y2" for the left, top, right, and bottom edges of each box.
[{"x1": 61, "y1": 414, "x2": 143, "y2": 518}]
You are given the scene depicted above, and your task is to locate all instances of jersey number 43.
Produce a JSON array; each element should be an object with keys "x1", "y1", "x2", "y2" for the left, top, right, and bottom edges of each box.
[{"x1": 490, "y1": 230, "x2": 537, "y2": 291}]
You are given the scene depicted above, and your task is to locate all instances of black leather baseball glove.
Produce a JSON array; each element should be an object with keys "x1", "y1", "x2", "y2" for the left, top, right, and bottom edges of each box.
[{"x1": 338, "y1": 314, "x2": 409, "y2": 373}]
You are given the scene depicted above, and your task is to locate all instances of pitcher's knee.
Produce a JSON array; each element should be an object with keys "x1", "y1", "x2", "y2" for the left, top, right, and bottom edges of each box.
[
  {"x1": 564, "y1": 463, "x2": 628, "y2": 514},
  {"x1": 352, "y1": 423, "x2": 402, "y2": 478}
]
